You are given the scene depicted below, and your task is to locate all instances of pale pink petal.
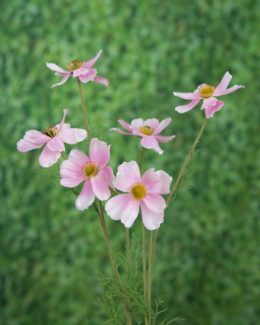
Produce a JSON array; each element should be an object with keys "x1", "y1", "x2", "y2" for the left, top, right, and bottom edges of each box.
[
  {"x1": 143, "y1": 194, "x2": 166, "y2": 213},
  {"x1": 60, "y1": 160, "x2": 85, "y2": 188},
  {"x1": 46, "y1": 62, "x2": 69, "y2": 75},
  {"x1": 73, "y1": 67, "x2": 90, "y2": 77},
  {"x1": 77, "y1": 69, "x2": 97, "y2": 83},
  {"x1": 175, "y1": 99, "x2": 201, "y2": 113},
  {"x1": 75, "y1": 181, "x2": 95, "y2": 211},
  {"x1": 93, "y1": 76, "x2": 109, "y2": 87},
  {"x1": 141, "y1": 202, "x2": 164, "y2": 230},
  {"x1": 59, "y1": 128, "x2": 87, "y2": 144},
  {"x1": 173, "y1": 91, "x2": 200, "y2": 100},
  {"x1": 120, "y1": 199, "x2": 140, "y2": 228},
  {"x1": 214, "y1": 71, "x2": 232, "y2": 96},
  {"x1": 46, "y1": 136, "x2": 65, "y2": 152},
  {"x1": 105, "y1": 194, "x2": 131, "y2": 221},
  {"x1": 51, "y1": 73, "x2": 70, "y2": 88},
  {"x1": 89, "y1": 138, "x2": 110, "y2": 168},
  {"x1": 142, "y1": 169, "x2": 172, "y2": 194},
  {"x1": 57, "y1": 109, "x2": 68, "y2": 130},
  {"x1": 24, "y1": 130, "x2": 50, "y2": 145},
  {"x1": 131, "y1": 119, "x2": 144, "y2": 133},
  {"x1": 113, "y1": 161, "x2": 141, "y2": 192},
  {"x1": 100, "y1": 166, "x2": 114, "y2": 188},
  {"x1": 17, "y1": 130, "x2": 49, "y2": 152},
  {"x1": 220, "y1": 85, "x2": 245, "y2": 96},
  {"x1": 140, "y1": 136, "x2": 163, "y2": 155},
  {"x1": 83, "y1": 50, "x2": 102, "y2": 68},
  {"x1": 91, "y1": 173, "x2": 111, "y2": 201},
  {"x1": 68, "y1": 149, "x2": 89, "y2": 168},
  {"x1": 110, "y1": 128, "x2": 133, "y2": 135},
  {"x1": 17, "y1": 139, "x2": 42, "y2": 152},
  {"x1": 154, "y1": 117, "x2": 172, "y2": 134},
  {"x1": 39, "y1": 146, "x2": 61, "y2": 168},
  {"x1": 155, "y1": 135, "x2": 175, "y2": 143},
  {"x1": 202, "y1": 98, "x2": 224, "y2": 119},
  {"x1": 144, "y1": 118, "x2": 160, "y2": 130},
  {"x1": 118, "y1": 119, "x2": 132, "y2": 132}
]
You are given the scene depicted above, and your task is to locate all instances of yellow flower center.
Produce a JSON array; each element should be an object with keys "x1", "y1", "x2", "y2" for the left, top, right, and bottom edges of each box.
[
  {"x1": 139, "y1": 125, "x2": 154, "y2": 136},
  {"x1": 83, "y1": 162, "x2": 98, "y2": 178},
  {"x1": 43, "y1": 126, "x2": 58, "y2": 138},
  {"x1": 131, "y1": 183, "x2": 147, "y2": 200},
  {"x1": 199, "y1": 84, "x2": 215, "y2": 98},
  {"x1": 67, "y1": 59, "x2": 84, "y2": 71}
]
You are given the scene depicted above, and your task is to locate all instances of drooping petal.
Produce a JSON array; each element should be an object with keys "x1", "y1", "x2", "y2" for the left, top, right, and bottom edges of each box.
[
  {"x1": 113, "y1": 161, "x2": 141, "y2": 192},
  {"x1": 59, "y1": 128, "x2": 87, "y2": 144},
  {"x1": 173, "y1": 91, "x2": 200, "y2": 100},
  {"x1": 39, "y1": 146, "x2": 61, "y2": 168},
  {"x1": 46, "y1": 63, "x2": 69, "y2": 75},
  {"x1": 93, "y1": 76, "x2": 109, "y2": 87},
  {"x1": 91, "y1": 173, "x2": 111, "y2": 201},
  {"x1": 68, "y1": 149, "x2": 89, "y2": 168},
  {"x1": 51, "y1": 73, "x2": 70, "y2": 88},
  {"x1": 73, "y1": 67, "x2": 90, "y2": 78},
  {"x1": 175, "y1": 99, "x2": 201, "y2": 113},
  {"x1": 75, "y1": 181, "x2": 95, "y2": 211},
  {"x1": 89, "y1": 138, "x2": 110, "y2": 168},
  {"x1": 202, "y1": 98, "x2": 224, "y2": 119},
  {"x1": 155, "y1": 135, "x2": 175, "y2": 143},
  {"x1": 77, "y1": 69, "x2": 97, "y2": 83},
  {"x1": 140, "y1": 136, "x2": 163, "y2": 155},
  {"x1": 141, "y1": 202, "x2": 164, "y2": 231},
  {"x1": 83, "y1": 50, "x2": 103, "y2": 68},
  {"x1": 118, "y1": 119, "x2": 132, "y2": 132},
  {"x1": 46, "y1": 136, "x2": 65, "y2": 152},
  {"x1": 154, "y1": 117, "x2": 172, "y2": 134},
  {"x1": 143, "y1": 194, "x2": 166, "y2": 213},
  {"x1": 105, "y1": 194, "x2": 131, "y2": 221},
  {"x1": 214, "y1": 71, "x2": 232, "y2": 96},
  {"x1": 60, "y1": 160, "x2": 85, "y2": 188},
  {"x1": 17, "y1": 139, "x2": 43, "y2": 152},
  {"x1": 142, "y1": 169, "x2": 172, "y2": 194}
]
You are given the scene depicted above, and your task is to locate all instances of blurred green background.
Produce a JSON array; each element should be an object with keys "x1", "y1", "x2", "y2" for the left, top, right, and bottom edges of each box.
[{"x1": 1, "y1": 0, "x2": 259, "y2": 324}]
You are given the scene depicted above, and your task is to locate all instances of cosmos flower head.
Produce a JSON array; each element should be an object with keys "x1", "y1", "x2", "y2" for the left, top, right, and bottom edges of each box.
[
  {"x1": 46, "y1": 50, "x2": 109, "y2": 88},
  {"x1": 17, "y1": 109, "x2": 87, "y2": 167},
  {"x1": 173, "y1": 71, "x2": 244, "y2": 119},
  {"x1": 111, "y1": 117, "x2": 175, "y2": 154},
  {"x1": 60, "y1": 138, "x2": 114, "y2": 210},
  {"x1": 105, "y1": 161, "x2": 172, "y2": 230}
]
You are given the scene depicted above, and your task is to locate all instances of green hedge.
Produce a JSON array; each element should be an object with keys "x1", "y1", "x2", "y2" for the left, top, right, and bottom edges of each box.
[{"x1": 1, "y1": 0, "x2": 259, "y2": 324}]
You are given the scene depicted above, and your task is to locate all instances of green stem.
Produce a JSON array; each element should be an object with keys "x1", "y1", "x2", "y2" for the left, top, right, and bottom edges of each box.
[
  {"x1": 95, "y1": 201, "x2": 132, "y2": 324},
  {"x1": 77, "y1": 79, "x2": 90, "y2": 139},
  {"x1": 167, "y1": 118, "x2": 207, "y2": 205},
  {"x1": 147, "y1": 230, "x2": 157, "y2": 324},
  {"x1": 142, "y1": 225, "x2": 149, "y2": 325}
]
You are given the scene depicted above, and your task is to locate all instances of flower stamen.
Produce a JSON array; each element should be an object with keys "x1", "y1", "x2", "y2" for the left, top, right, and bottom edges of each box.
[
  {"x1": 83, "y1": 162, "x2": 98, "y2": 178},
  {"x1": 43, "y1": 126, "x2": 58, "y2": 138},
  {"x1": 131, "y1": 183, "x2": 147, "y2": 200},
  {"x1": 139, "y1": 125, "x2": 154, "y2": 136},
  {"x1": 199, "y1": 84, "x2": 215, "y2": 98},
  {"x1": 67, "y1": 59, "x2": 84, "y2": 71}
]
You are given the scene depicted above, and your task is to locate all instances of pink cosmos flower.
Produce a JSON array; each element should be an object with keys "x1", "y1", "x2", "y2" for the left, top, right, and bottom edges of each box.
[
  {"x1": 173, "y1": 71, "x2": 244, "y2": 119},
  {"x1": 46, "y1": 50, "x2": 109, "y2": 88},
  {"x1": 17, "y1": 109, "x2": 87, "y2": 168},
  {"x1": 105, "y1": 161, "x2": 172, "y2": 230},
  {"x1": 60, "y1": 138, "x2": 114, "y2": 211},
  {"x1": 111, "y1": 118, "x2": 175, "y2": 155}
]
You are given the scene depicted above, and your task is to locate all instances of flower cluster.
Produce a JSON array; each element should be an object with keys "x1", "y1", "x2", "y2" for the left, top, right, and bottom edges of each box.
[{"x1": 17, "y1": 50, "x2": 244, "y2": 231}]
